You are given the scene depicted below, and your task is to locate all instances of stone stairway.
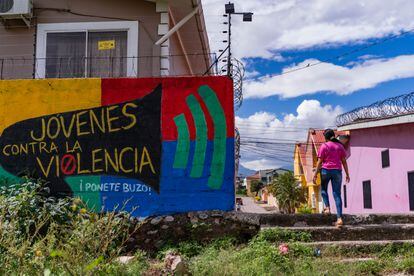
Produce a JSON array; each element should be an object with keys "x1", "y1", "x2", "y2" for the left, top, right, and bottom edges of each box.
[{"x1": 254, "y1": 213, "x2": 414, "y2": 254}]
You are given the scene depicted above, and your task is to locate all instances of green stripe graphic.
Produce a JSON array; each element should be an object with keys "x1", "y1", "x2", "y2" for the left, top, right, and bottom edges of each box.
[
  {"x1": 0, "y1": 165, "x2": 22, "y2": 187},
  {"x1": 186, "y1": 95, "x2": 207, "y2": 178},
  {"x1": 198, "y1": 85, "x2": 227, "y2": 189},
  {"x1": 173, "y1": 114, "x2": 190, "y2": 169},
  {"x1": 65, "y1": 175, "x2": 101, "y2": 212}
]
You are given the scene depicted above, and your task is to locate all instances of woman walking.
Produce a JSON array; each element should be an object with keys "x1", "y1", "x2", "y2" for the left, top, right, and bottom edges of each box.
[{"x1": 313, "y1": 129, "x2": 350, "y2": 227}]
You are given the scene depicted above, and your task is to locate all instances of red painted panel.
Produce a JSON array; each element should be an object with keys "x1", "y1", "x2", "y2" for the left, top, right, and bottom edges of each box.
[
  {"x1": 101, "y1": 76, "x2": 234, "y2": 141},
  {"x1": 101, "y1": 78, "x2": 161, "y2": 106}
]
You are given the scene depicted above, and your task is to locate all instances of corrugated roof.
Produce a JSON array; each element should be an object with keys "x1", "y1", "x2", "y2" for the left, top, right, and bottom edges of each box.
[
  {"x1": 309, "y1": 129, "x2": 347, "y2": 151},
  {"x1": 296, "y1": 143, "x2": 307, "y2": 167},
  {"x1": 246, "y1": 172, "x2": 260, "y2": 180}
]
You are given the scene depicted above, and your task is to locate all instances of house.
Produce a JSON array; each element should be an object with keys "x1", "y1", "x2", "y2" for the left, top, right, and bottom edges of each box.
[
  {"x1": 293, "y1": 142, "x2": 307, "y2": 188},
  {"x1": 0, "y1": 0, "x2": 213, "y2": 80},
  {"x1": 244, "y1": 168, "x2": 289, "y2": 210},
  {"x1": 294, "y1": 129, "x2": 346, "y2": 213},
  {"x1": 245, "y1": 171, "x2": 260, "y2": 197},
  {"x1": 258, "y1": 169, "x2": 291, "y2": 210},
  {"x1": 336, "y1": 92, "x2": 414, "y2": 214}
]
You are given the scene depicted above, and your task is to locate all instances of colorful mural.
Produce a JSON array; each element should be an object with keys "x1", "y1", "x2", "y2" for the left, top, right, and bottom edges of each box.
[{"x1": 0, "y1": 77, "x2": 235, "y2": 217}]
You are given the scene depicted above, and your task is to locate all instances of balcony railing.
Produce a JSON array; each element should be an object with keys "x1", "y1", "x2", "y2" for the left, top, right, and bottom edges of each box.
[{"x1": 0, "y1": 54, "x2": 219, "y2": 80}]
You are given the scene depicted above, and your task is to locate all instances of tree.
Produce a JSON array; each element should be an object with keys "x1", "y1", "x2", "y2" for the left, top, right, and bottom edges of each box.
[
  {"x1": 268, "y1": 171, "x2": 306, "y2": 214},
  {"x1": 249, "y1": 180, "x2": 263, "y2": 196}
]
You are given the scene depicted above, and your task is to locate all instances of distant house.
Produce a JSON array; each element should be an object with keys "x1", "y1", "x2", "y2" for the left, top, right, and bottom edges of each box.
[
  {"x1": 244, "y1": 169, "x2": 290, "y2": 210},
  {"x1": 259, "y1": 169, "x2": 290, "y2": 204},
  {"x1": 244, "y1": 171, "x2": 260, "y2": 197},
  {"x1": 294, "y1": 129, "x2": 346, "y2": 213},
  {"x1": 337, "y1": 94, "x2": 414, "y2": 214}
]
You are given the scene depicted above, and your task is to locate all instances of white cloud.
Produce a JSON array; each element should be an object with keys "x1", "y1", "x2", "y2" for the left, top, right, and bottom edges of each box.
[
  {"x1": 241, "y1": 159, "x2": 281, "y2": 171},
  {"x1": 202, "y1": 0, "x2": 414, "y2": 59},
  {"x1": 245, "y1": 70, "x2": 260, "y2": 79},
  {"x1": 244, "y1": 55, "x2": 414, "y2": 99},
  {"x1": 237, "y1": 100, "x2": 343, "y2": 169}
]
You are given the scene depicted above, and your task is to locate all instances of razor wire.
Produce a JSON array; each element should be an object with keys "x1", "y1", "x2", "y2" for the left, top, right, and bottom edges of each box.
[
  {"x1": 235, "y1": 127, "x2": 241, "y2": 176},
  {"x1": 336, "y1": 91, "x2": 414, "y2": 126},
  {"x1": 219, "y1": 57, "x2": 245, "y2": 111}
]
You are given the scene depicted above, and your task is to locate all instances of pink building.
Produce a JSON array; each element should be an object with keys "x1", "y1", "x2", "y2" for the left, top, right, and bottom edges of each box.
[{"x1": 335, "y1": 105, "x2": 414, "y2": 214}]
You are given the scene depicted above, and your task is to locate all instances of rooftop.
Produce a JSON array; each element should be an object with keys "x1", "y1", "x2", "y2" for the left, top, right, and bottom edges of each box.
[
  {"x1": 336, "y1": 91, "x2": 414, "y2": 130},
  {"x1": 308, "y1": 129, "x2": 347, "y2": 151}
]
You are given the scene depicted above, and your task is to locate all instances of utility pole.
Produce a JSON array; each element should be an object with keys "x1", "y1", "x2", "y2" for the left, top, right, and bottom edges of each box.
[
  {"x1": 227, "y1": 11, "x2": 232, "y2": 77},
  {"x1": 224, "y1": 2, "x2": 253, "y2": 77}
]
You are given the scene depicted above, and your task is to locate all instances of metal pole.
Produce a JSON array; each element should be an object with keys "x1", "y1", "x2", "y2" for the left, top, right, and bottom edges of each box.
[
  {"x1": 227, "y1": 13, "x2": 232, "y2": 77},
  {"x1": 203, "y1": 45, "x2": 229, "y2": 76},
  {"x1": 0, "y1": 59, "x2": 4, "y2": 80}
]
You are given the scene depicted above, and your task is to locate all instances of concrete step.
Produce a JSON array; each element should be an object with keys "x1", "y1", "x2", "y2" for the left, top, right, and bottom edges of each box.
[
  {"x1": 262, "y1": 224, "x2": 414, "y2": 242},
  {"x1": 300, "y1": 240, "x2": 414, "y2": 253},
  {"x1": 254, "y1": 213, "x2": 414, "y2": 227},
  {"x1": 304, "y1": 239, "x2": 414, "y2": 247},
  {"x1": 302, "y1": 240, "x2": 414, "y2": 257}
]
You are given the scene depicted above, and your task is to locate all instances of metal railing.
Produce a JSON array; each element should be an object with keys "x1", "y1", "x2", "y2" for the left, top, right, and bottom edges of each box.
[
  {"x1": 0, "y1": 54, "x2": 219, "y2": 80},
  {"x1": 0, "y1": 54, "x2": 246, "y2": 111}
]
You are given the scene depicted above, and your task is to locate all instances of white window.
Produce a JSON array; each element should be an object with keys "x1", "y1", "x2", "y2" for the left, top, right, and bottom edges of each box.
[{"x1": 36, "y1": 21, "x2": 139, "y2": 78}]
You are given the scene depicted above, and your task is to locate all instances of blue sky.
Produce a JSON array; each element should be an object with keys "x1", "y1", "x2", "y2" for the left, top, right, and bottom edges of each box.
[
  {"x1": 202, "y1": 0, "x2": 414, "y2": 171},
  {"x1": 241, "y1": 33, "x2": 414, "y2": 118}
]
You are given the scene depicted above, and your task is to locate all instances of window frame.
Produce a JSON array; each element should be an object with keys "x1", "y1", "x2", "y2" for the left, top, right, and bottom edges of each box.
[
  {"x1": 381, "y1": 149, "x2": 390, "y2": 168},
  {"x1": 343, "y1": 184, "x2": 347, "y2": 208},
  {"x1": 35, "y1": 21, "x2": 139, "y2": 78},
  {"x1": 408, "y1": 171, "x2": 414, "y2": 211},
  {"x1": 362, "y1": 180, "x2": 372, "y2": 209}
]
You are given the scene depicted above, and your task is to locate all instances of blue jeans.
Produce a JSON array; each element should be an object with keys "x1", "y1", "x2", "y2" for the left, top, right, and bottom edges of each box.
[{"x1": 320, "y1": 169, "x2": 343, "y2": 219}]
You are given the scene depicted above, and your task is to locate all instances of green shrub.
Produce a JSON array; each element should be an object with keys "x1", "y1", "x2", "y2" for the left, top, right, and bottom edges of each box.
[
  {"x1": 296, "y1": 204, "x2": 313, "y2": 214},
  {"x1": 236, "y1": 187, "x2": 247, "y2": 196},
  {"x1": 176, "y1": 241, "x2": 204, "y2": 258},
  {"x1": 288, "y1": 243, "x2": 314, "y2": 258},
  {"x1": 252, "y1": 228, "x2": 312, "y2": 244},
  {"x1": 190, "y1": 241, "x2": 294, "y2": 276},
  {"x1": 354, "y1": 259, "x2": 385, "y2": 275},
  {"x1": 0, "y1": 180, "x2": 140, "y2": 275},
  {"x1": 209, "y1": 237, "x2": 238, "y2": 250}
]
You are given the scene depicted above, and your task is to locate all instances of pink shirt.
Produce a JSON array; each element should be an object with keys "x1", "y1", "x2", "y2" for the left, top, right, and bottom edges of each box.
[{"x1": 317, "y1": 141, "x2": 346, "y2": 170}]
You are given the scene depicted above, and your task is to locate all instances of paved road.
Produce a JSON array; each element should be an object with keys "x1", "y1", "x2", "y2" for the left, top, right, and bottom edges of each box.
[{"x1": 238, "y1": 196, "x2": 275, "y2": 213}]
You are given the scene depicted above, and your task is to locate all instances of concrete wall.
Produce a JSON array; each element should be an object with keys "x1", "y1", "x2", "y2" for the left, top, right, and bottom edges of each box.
[
  {"x1": 267, "y1": 193, "x2": 278, "y2": 209},
  {"x1": 327, "y1": 123, "x2": 414, "y2": 214},
  {"x1": 0, "y1": 76, "x2": 235, "y2": 217},
  {"x1": 0, "y1": 0, "x2": 198, "y2": 79}
]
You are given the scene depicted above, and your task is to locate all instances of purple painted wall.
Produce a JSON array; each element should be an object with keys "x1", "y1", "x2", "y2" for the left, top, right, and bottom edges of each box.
[{"x1": 327, "y1": 122, "x2": 414, "y2": 214}]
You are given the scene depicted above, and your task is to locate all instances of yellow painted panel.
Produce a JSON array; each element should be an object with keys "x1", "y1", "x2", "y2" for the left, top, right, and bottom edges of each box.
[{"x1": 0, "y1": 79, "x2": 101, "y2": 135}]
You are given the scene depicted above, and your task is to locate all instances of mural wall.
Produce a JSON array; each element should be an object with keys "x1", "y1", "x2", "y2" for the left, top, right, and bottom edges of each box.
[{"x1": 0, "y1": 77, "x2": 235, "y2": 217}]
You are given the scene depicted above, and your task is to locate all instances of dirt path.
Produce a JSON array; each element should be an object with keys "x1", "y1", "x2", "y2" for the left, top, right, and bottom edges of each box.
[{"x1": 239, "y1": 197, "x2": 276, "y2": 213}]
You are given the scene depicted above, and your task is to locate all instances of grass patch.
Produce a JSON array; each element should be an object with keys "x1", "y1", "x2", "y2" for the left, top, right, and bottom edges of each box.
[
  {"x1": 2, "y1": 179, "x2": 414, "y2": 275},
  {"x1": 252, "y1": 228, "x2": 312, "y2": 244},
  {"x1": 0, "y1": 180, "x2": 143, "y2": 275}
]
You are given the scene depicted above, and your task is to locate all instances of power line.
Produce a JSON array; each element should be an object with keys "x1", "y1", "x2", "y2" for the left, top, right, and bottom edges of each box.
[{"x1": 260, "y1": 27, "x2": 414, "y2": 79}]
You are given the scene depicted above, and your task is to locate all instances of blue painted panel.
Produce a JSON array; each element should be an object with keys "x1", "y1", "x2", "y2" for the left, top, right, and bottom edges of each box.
[{"x1": 100, "y1": 139, "x2": 235, "y2": 217}]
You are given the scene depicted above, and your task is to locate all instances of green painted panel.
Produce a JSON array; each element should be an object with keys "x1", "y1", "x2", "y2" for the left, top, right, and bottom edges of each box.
[
  {"x1": 173, "y1": 114, "x2": 190, "y2": 169},
  {"x1": 65, "y1": 175, "x2": 101, "y2": 212},
  {"x1": 186, "y1": 95, "x2": 208, "y2": 178},
  {"x1": 0, "y1": 165, "x2": 22, "y2": 187},
  {"x1": 198, "y1": 86, "x2": 227, "y2": 189}
]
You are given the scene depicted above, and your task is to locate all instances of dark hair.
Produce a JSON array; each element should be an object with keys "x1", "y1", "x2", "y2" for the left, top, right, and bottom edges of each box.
[{"x1": 324, "y1": 129, "x2": 340, "y2": 143}]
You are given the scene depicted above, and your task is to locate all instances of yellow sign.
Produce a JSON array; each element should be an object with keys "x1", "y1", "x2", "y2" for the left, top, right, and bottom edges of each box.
[{"x1": 98, "y1": 40, "x2": 116, "y2": 50}]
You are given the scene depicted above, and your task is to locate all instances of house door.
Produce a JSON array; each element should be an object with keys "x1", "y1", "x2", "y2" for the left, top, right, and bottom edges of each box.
[{"x1": 408, "y1": 172, "x2": 414, "y2": 211}]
